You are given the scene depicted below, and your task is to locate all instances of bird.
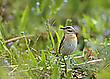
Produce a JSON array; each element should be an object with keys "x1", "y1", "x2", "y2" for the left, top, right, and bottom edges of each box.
[{"x1": 59, "y1": 26, "x2": 77, "y2": 65}]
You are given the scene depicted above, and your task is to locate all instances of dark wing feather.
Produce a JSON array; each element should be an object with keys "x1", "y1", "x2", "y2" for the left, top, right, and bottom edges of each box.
[{"x1": 59, "y1": 35, "x2": 65, "y2": 54}]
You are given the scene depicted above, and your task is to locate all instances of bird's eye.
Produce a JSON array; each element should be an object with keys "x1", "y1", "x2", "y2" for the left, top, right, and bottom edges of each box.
[
  {"x1": 67, "y1": 27, "x2": 70, "y2": 29},
  {"x1": 67, "y1": 30, "x2": 72, "y2": 32}
]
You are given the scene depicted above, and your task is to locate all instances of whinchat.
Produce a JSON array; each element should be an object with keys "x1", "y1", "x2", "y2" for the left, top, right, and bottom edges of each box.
[{"x1": 59, "y1": 26, "x2": 77, "y2": 64}]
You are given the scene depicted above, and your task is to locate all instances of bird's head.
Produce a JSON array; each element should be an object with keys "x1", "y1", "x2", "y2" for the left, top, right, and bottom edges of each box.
[{"x1": 60, "y1": 26, "x2": 77, "y2": 34}]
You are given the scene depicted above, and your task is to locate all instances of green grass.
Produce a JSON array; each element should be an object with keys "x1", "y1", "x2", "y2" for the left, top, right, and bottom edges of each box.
[{"x1": 0, "y1": 0, "x2": 110, "y2": 78}]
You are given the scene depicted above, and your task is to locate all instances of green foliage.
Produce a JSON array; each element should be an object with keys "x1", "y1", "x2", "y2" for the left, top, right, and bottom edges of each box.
[
  {"x1": 55, "y1": 31, "x2": 61, "y2": 52},
  {"x1": 97, "y1": 67, "x2": 110, "y2": 79},
  {"x1": 20, "y1": 5, "x2": 29, "y2": 34},
  {"x1": 0, "y1": 0, "x2": 110, "y2": 78},
  {"x1": 65, "y1": 18, "x2": 73, "y2": 26},
  {"x1": 51, "y1": 64, "x2": 59, "y2": 79},
  {"x1": 0, "y1": 67, "x2": 8, "y2": 79},
  {"x1": 0, "y1": 30, "x2": 3, "y2": 40},
  {"x1": 25, "y1": 38, "x2": 38, "y2": 66},
  {"x1": 49, "y1": 31, "x2": 55, "y2": 48},
  {"x1": 41, "y1": 50, "x2": 46, "y2": 67},
  {"x1": 82, "y1": 24, "x2": 87, "y2": 38}
]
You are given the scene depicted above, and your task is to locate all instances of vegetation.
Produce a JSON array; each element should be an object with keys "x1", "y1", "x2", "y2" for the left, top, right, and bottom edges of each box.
[{"x1": 0, "y1": 0, "x2": 110, "y2": 78}]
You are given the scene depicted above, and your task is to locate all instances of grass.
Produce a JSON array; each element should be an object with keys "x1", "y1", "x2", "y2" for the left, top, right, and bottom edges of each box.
[{"x1": 0, "y1": 0, "x2": 110, "y2": 78}]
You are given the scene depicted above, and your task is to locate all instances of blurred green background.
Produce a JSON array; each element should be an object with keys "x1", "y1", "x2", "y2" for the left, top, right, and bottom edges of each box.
[{"x1": 0, "y1": 0, "x2": 110, "y2": 78}]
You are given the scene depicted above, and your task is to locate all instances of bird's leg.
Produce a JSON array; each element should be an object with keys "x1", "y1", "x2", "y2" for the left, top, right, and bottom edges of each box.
[
  {"x1": 70, "y1": 58, "x2": 73, "y2": 68},
  {"x1": 67, "y1": 55, "x2": 73, "y2": 68},
  {"x1": 63, "y1": 56, "x2": 67, "y2": 66},
  {"x1": 63, "y1": 56, "x2": 67, "y2": 73}
]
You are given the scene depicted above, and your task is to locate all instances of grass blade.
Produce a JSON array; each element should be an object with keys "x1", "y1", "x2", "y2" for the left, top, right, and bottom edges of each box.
[
  {"x1": 51, "y1": 64, "x2": 58, "y2": 79},
  {"x1": 42, "y1": 50, "x2": 46, "y2": 67},
  {"x1": 20, "y1": 5, "x2": 29, "y2": 34}
]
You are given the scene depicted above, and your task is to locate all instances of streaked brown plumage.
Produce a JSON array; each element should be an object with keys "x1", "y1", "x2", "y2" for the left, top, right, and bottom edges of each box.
[{"x1": 59, "y1": 26, "x2": 77, "y2": 56}]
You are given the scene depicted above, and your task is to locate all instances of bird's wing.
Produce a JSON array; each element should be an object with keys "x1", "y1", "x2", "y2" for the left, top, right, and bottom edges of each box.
[{"x1": 59, "y1": 35, "x2": 65, "y2": 54}]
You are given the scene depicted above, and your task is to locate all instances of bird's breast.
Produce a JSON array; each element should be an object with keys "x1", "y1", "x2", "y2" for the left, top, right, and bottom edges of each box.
[{"x1": 61, "y1": 34, "x2": 77, "y2": 56}]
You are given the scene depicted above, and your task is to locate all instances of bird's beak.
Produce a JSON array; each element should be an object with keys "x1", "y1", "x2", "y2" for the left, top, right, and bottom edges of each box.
[{"x1": 60, "y1": 27, "x2": 66, "y2": 29}]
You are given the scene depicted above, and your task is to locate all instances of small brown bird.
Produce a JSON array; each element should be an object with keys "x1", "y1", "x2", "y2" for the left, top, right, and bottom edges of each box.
[{"x1": 59, "y1": 26, "x2": 77, "y2": 65}]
